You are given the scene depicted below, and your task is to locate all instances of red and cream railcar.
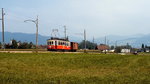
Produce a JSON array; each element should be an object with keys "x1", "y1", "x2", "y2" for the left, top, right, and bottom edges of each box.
[{"x1": 47, "y1": 37, "x2": 78, "y2": 52}]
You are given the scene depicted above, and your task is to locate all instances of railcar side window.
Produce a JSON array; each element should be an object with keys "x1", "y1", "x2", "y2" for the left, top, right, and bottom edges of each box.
[
  {"x1": 68, "y1": 43, "x2": 70, "y2": 46},
  {"x1": 59, "y1": 42, "x2": 60, "y2": 45},
  {"x1": 66, "y1": 43, "x2": 68, "y2": 46}
]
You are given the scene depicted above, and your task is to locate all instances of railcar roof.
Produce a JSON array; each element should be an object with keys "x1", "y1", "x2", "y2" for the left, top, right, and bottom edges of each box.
[{"x1": 47, "y1": 37, "x2": 68, "y2": 41}]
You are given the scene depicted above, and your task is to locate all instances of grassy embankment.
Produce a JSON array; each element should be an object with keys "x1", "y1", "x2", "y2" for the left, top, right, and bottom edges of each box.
[{"x1": 0, "y1": 53, "x2": 150, "y2": 84}]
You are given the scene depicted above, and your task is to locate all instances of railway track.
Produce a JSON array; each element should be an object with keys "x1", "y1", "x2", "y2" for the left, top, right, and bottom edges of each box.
[{"x1": 0, "y1": 50, "x2": 82, "y2": 53}]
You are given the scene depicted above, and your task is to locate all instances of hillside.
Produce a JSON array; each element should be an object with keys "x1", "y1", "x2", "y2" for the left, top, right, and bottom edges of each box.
[
  {"x1": 0, "y1": 32, "x2": 82, "y2": 45},
  {"x1": 0, "y1": 32, "x2": 150, "y2": 47},
  {"x1": 0, "y1": 32, "x2": 50, "y2": 45},
  {"x1": 94, "y1": 34, "x2": 150, "y2": 48}
]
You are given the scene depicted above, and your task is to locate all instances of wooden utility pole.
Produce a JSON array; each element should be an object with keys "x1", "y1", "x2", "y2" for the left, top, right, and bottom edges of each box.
[
  {"x1": 36, "y1": 16, "x2": 38, "y2": 53},
  {"x1": 0, "y1": 8, "x2": 5, "y2": 49},
  {"x1": 84, "y1": 29, "x2": 86, "y2": 53},
  {"x1": 64, "y1": 25, "x2": 67, "y2": 39},
  {"x1": 105, "y1": 36, "x2": 107, "y2": 54},
  {"x1": 93, "y1": 36, "x2": 95, "y2": 50}
]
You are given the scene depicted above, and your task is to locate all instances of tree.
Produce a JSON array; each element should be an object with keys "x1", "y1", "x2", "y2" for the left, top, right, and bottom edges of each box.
[
  {"x1": 126, "y1": 43, "x2": 131, "y2": 49},
  {"x1": 78, "y1": 40, "x2": 97, "y2": 49},
  {"x1": 141, "y1": 44, "x2": 145, "y2": 49},
  {"x1": 0, "y1": 42, "x2": 1, "y2": 49},
  {"x1": 145, "y1": 45, "x2": 148, "y2": 48},
  {"x1": 18, "y1": 42, "x2": 32, "y2": 49},
  {"x1": 11, "y1": 39, "x2": 18, "y2": 49},
  {"x1": 115, "y1": 44, "x2": 132, "y2": 53},
  {"x1": 110, "y1": 45, "x2": 115, "y2": 49},
  {"x1": 115, "y1": 46, "x2": 121, "y2": 53},
  {"x1": 2, "y1": 39, "x2": 34, "y2": 49},
  {"x1": 29, "y1": 42, "x2": 33, "y2": 48}
]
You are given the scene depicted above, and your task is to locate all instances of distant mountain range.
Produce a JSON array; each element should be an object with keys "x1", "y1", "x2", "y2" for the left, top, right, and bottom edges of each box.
[
  {"x1": 0, "y1": 32, "x2": 49, "y2": 45},
  {"x1": 0, "y1": 32, "x2": 150, "y2": 48},
  {"x1": 94, "y1": 34, "x2": 150, "y2": 48},
  {"x1": 0, "y1": 32, "x2": 82, "y2": 45}
]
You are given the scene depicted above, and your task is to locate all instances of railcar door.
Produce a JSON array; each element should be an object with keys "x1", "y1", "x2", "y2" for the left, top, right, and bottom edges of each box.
[{"x1": 55, "y1": 41, "x2": 57, "y2": 49}]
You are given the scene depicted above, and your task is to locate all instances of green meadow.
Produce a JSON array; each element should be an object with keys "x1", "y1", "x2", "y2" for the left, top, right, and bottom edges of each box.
[{"x1": 0, "y1": 53, "x2": 150, "y2": 84}]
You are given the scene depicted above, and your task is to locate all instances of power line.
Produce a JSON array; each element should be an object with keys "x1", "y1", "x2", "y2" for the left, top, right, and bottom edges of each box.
[{"x1": 51, "y1": 29, "x2": 59, "y2": 37}]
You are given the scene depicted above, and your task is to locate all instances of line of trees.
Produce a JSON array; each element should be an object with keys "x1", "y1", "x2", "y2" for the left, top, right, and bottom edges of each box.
[
  {"x1": 78, "y1": 40, "x2": 97, "y2": 49},
  {"x1": 141, "y1": 44, "x2": 150, "y2": 52},
  {"x1": 0, "y1": 42, "x2": 1, "y2": 49},
  {"x1": 115, "y1": 44, "x2": 132, "y2": 53},
  {"x1": 0, "y1": 39, "x2": 35, "y2": 49}
]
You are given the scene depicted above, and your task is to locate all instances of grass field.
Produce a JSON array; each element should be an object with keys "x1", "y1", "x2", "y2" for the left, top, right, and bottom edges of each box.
[{"x1": 0, "y1": 53, "x2": 150, "y2": 84}]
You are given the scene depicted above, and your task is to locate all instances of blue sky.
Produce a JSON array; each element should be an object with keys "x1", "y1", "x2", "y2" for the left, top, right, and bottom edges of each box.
[{"x1": 0, "y1": 0, "x2": 150, "y2": 39}]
